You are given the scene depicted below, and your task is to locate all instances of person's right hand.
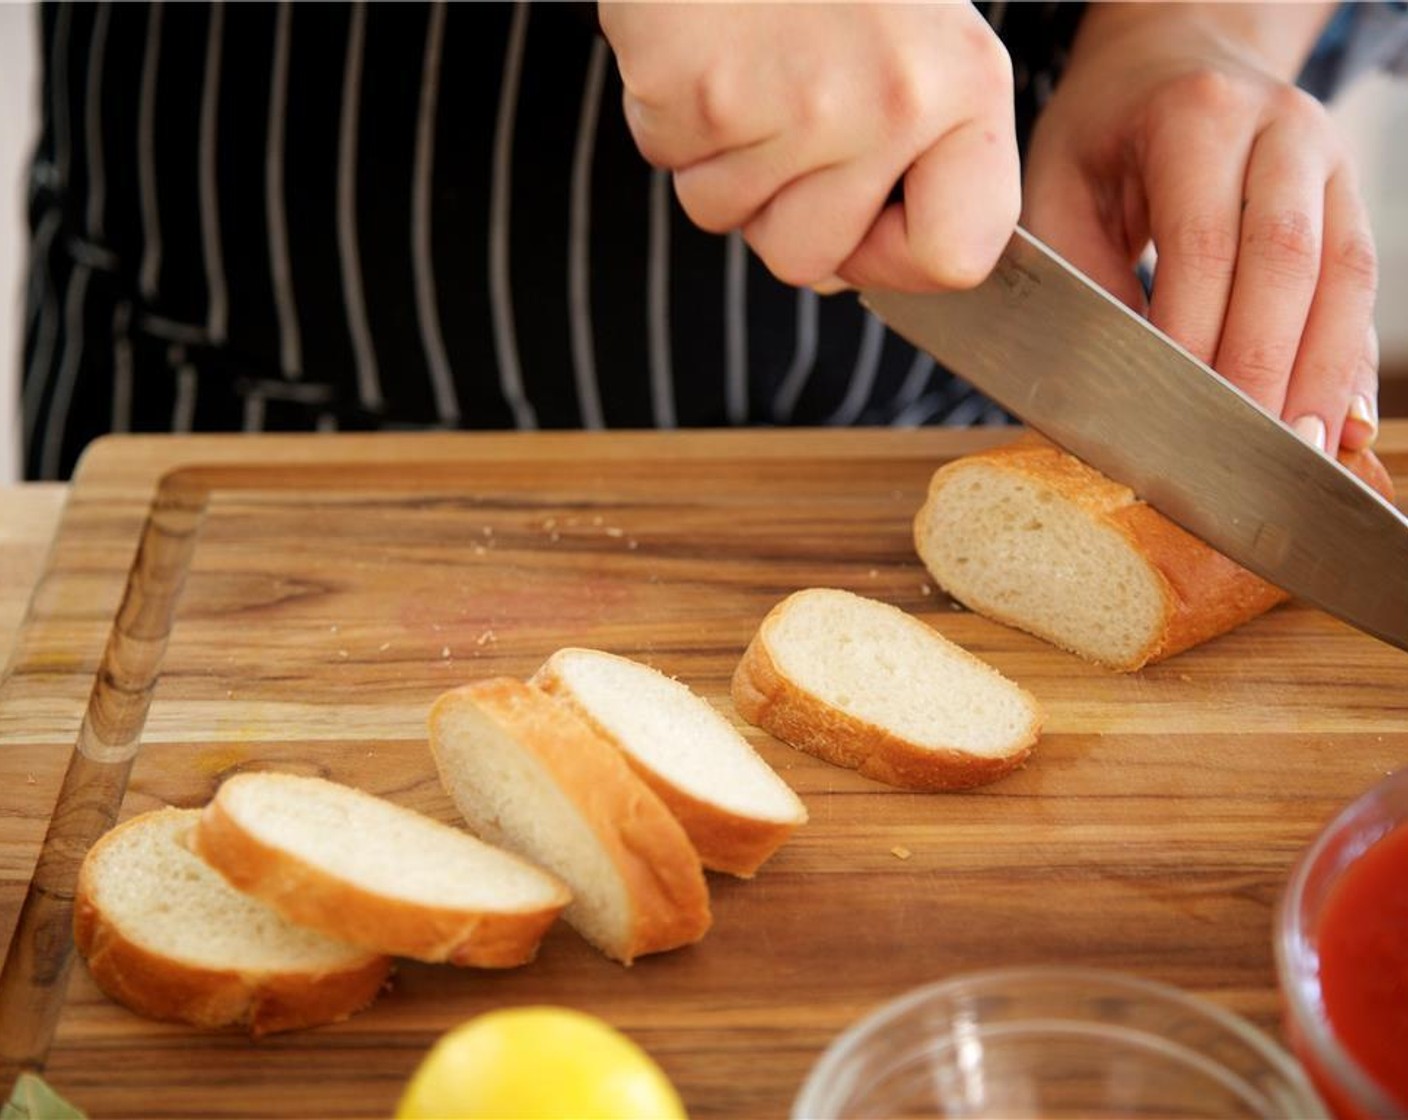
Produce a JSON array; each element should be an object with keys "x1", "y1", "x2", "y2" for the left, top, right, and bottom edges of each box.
[{"x1": 598, "y1": 2, "x2": 1020, "y2": 293}]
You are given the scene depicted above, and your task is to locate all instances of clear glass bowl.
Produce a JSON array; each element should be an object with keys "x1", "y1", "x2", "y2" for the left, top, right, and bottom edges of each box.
[
  {"x1": 792, "y1": 967, "x2": 1326, "y2": 1119},
  {"x1": 1276, "y1": 767, "x2": 1408, "y2": 1120}
]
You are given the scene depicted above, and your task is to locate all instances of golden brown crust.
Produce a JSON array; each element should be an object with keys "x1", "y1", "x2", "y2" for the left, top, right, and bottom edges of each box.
[
  {"x1": 531, "y1": 661, "x2": 802, "y2": 878},
  {"x1": 616, "y1": 774, "x2": 798, "y2": 879},
  {"x1": 918, "y1": 435, "x2": 1396, "y2": 671},
  {"x1": 73, "y1": 812, "x2": 392, "y2": 1038},
  {"x1": 191, "y1": 789, "x2": 568, "y2": 968},
  {"x1": 430, "y1": 678, "x2": 711, "y2": 964},
  {"x1": 731, "y1": 595, "x2": 1038, "y2": 792}
]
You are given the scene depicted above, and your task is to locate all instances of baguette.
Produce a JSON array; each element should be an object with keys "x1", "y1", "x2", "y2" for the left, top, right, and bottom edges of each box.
[
  {"x1": 74, "y1": 808, "x2": 391, "y2": 1037},
  {"x1": 732, "y1": 588, "x2": 1042, "y2": 791},
  {"x1": 913, "y1": 435, "x2": 1397, "y2": 671},
  {"x1": 191, "y1": 772, "x2": 571, "y2": 968},
  {"x1": 531, "y1": 647, "x2": 808, "y2": 877},
  {"x1": 429, "y1": 677, "x2": 712, "y2": 964}
]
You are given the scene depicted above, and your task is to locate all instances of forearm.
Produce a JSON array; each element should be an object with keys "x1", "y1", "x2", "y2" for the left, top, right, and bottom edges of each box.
[{"x1": 1072, "y1": 2, "x2": 1337, "y2": 82}]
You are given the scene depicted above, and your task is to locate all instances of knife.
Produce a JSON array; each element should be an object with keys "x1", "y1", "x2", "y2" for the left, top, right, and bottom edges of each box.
[{"x1": 861, "y1": 226, "x2": 1408, "y2": 654}]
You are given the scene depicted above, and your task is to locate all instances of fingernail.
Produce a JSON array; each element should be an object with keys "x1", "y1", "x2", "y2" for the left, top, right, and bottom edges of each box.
[
  {"x1": 811, "y1": 275, "x2": 850, "y2": 296},
  {"x1": 1291, "y1": 414, "x2": 1327, "y2": 453},
  {"x1": 1344, "y1": 393, "x2": 1379, "y2": 449}
]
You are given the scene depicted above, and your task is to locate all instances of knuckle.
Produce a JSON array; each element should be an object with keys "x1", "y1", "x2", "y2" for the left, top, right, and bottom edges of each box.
[
  {"x1": 919, "y1": 228, "x2": 1009, "y2": 290},
  {"x1": 793, "y1": 76, "x2": 842, "y2": 136},
  {"x1": 1223, "y1": 340, "x2": 1297, "y2": 395},
  {"x1": 746, "y1": 230, "x2": 833, "y2": 290},
  {"x1": 1167, "y1": 69, "x2": 1249, "y2": 118},
  {"x1": 1167, "y1": 217, "x2": 1239, "y2": 274},
  {"x1": 1270, "y1": 82, "x2": 1328, "y2": 127},
  {"x1": 1332, "y1": 229, "x2": 1379, "y2": 293},
  {"x1": 693, "y1": 68, "x2": 746, "y2": 146},
  {"x1": 674, "y1": 189, "x2": 736, "y2": 236},
  {"x1": 1244, "y1": 209, "x2": 1321, "y2": 285}
]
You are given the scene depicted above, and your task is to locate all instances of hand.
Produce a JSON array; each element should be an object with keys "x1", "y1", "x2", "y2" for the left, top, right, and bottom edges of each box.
[
  {"x1": 599, "y1": 2, "x2": 1020, "y2": 292},
  {"x1": 1023, "y1": 3, "x2": 1379, "y2": 453}
]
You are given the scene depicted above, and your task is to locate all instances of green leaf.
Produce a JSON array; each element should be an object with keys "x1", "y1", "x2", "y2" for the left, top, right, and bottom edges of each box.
[{"x1": 1, "y1": 1073, "x2": 86, "y2": 1120}]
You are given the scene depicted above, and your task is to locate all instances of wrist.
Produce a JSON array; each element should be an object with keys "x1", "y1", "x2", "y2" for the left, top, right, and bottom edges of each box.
[{"x1": 1072, "y1": 2, "x2": 1337, "y2": 82}]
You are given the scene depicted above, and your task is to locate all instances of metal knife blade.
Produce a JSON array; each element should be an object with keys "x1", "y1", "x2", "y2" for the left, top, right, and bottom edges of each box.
[{"x1": 861, "y1": 226, "x2": 1408, "y2": 654}]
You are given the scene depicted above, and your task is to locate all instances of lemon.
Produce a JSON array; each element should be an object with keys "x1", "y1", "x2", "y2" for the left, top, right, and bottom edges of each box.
[{"x1": 395, "y1": 1006, "x2": 687, "y2": 1120}]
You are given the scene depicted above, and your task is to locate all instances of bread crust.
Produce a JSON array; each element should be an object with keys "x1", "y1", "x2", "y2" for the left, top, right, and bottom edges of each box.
[
  {"x1": 731, "y1": 592, "x2": 1041, "y2": 792},
  {"x1": 191, "y1": 781, "x2": 570, "y2": 968},
  {"x1": 531, "y1": 652, "x2": 805, "y2": 878},
  {"x1": 74, "y1": 810, "x2": 391, "y2": 1038},
  {"x1": 430, "y1": 678, "x2": 712, "y2": 964},
  {"x1": 914, "y1": 435, "x2": 1397, "y2": 671}
]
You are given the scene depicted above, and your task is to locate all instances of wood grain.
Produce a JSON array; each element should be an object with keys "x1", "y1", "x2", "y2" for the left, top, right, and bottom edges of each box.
[{"x1": 1, "y1": 426, "x2": 1406, "y2": 1118}]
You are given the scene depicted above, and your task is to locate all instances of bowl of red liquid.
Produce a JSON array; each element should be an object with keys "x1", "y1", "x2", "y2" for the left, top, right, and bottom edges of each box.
[{"x1": 1277, "y1": 767, "x2": 1408, "y2": 1119}]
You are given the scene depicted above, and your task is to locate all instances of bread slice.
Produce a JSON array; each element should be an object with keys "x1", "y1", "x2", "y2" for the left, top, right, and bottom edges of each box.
[
  {"x1": 428, "y1": 677, "x2": 711, "y2": 964},
  {"x1": 732, "y1": 588, "x2": 1042, "y2": 791},
  {"x1": 913, "y1": 435, "x2": 1398, "y2": 671},
  {"x1": 73, "y1": 808, "x2": 391, "y2": 1037},
  {"x1": 191, "y1": 772, "x2": 571, "y2": 968},
  {"x1": 531, "y1": 648, "x2": 808, "y2": 877}
]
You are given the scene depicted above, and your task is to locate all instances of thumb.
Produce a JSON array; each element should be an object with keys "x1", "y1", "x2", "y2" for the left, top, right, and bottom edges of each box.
[{"x1": 1022, "y1": 158, "x2": 1149, "y2": 316}]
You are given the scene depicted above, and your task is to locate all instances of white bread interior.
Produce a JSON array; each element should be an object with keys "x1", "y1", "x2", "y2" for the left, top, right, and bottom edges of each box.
[
  {"x1": 732, "y1": 588, "x2": 1042, "y2": 791},
  {"x1": 73, "y1": 808, "x2": 391, "y2": 1036},
  {"x1": 912, "y1": 436, "x2": 1395, "y2": 670},
  {"x1": 429, "y1": 677, "x2": 711, "y2": 964},
  {"x1": 192, "y1": 772, "x2": 570, "y2": 968},
  {"x1": 531, "y1": 647, "x2": 808, "y2": 877}
]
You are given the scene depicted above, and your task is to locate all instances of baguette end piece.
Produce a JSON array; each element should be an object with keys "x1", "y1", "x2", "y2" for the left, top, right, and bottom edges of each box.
[
  {"x1": 913, "y1": 436, "x2": 1394, "y2": 671},
  {"x1": 74, "y1": 808, "x2": 392, "y2": 1037}
]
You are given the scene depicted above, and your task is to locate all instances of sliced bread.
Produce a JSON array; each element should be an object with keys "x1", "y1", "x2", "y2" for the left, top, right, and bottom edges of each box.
[
  {"x1": 913, "y1": 435, "x2": 1397, "y2": 671},
  {"x1": 73, "y1": 808, "x2": 391, "y2": 1037},
  {"x1": 531, "y1": 647, "x2": 808, "y2": 877},
  {"x1": 428, "y1": 677, "x2": 711, "y2": 964},
  {"x1": 732, "y1": 588, "x2": 1042, "y2": 791},
  {"x1": 191, "y1": 772, "x2": 571, "y2": 968}
]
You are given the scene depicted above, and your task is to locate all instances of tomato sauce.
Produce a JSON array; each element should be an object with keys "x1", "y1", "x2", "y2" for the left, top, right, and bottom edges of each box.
[{"x1": 1315, "y1": 820, "x2": 1408, "y2": 1114}]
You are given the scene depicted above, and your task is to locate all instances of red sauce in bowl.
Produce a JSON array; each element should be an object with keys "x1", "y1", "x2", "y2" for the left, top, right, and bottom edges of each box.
[{"x1": 1316, "y1": 820, "x2": 1408, "y2": 1113}]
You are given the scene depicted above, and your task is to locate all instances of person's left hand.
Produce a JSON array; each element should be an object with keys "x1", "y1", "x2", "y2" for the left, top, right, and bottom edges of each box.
[{"x1": 1023, "y1": 3, "x2": 1379, "y2": 454}]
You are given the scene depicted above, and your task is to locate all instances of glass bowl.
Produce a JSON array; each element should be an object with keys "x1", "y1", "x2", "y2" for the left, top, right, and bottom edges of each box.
[
  {"x1": 792, "y1": 966, "x2": 1325, "y2": 1119},
  {"x1": 1276, "y1": 767, "x2": 1408, "y2": 1120}
]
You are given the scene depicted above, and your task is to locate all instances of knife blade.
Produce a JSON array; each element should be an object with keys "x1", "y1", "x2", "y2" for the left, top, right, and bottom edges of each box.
[{"x1": 861, "y1": 226, "x2": 1408, "y2": 654}]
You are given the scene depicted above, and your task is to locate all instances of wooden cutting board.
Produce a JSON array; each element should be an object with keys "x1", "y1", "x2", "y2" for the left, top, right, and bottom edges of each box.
[{"x1": 2, "y1": 427, "x2": 1406, "y2": 1119}]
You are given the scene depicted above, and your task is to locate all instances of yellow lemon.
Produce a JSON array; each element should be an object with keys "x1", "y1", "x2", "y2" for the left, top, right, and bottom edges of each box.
[{"x1": 395, "y1": 1005, "x2": 687, "y2": 1120}]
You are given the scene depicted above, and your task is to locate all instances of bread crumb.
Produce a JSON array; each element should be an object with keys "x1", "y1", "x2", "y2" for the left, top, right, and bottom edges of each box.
[
  {"x1": 441, "y1": 645, "x2": 452, "y2": 659},
  {"x1": 337, "y1": 649, "x2": 349, "y2": 659},
  {"x1": 868, "y1": 569, "x2": 879, "y2": 578},
  {"x1": 920, "y1": 583, "x2": 932, "y2": 596},
  {"x1": 378, "y1": 641, "x2": 391, "y2": 652},
  {"x1": 1178, "y1": 673, "x2": 1193, "y2": 683},
  {"x1": 26, "y1": 774, "x2": 36, "y2": 785},
  {"x1": 476, "y1": 630, "x2": 497, "y2": 647},
  {"x1": 542, "y1": 517, "x2": 557, "y2": 531},
  {"x1": 604, "y1": 526, "x2": 624, "y2": 538},
  {"x1": 891, "y1": 845, "x2": 912, "y2": 860},
  {"x1": 472, "y1": 544, "x2": 487, "y2": 556},
  {"x1": 329, "y1": 624, "x2": 339, "y2": 634},
  {"x1": 627, "y1": 539, "x2": 639, "y2": 550},
  {"x1": 592, "y1": 515, "x2": 604, "y2": 526},
  {"x1": 482, "y1": 526, "x2": 494, "y2": 537}
]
